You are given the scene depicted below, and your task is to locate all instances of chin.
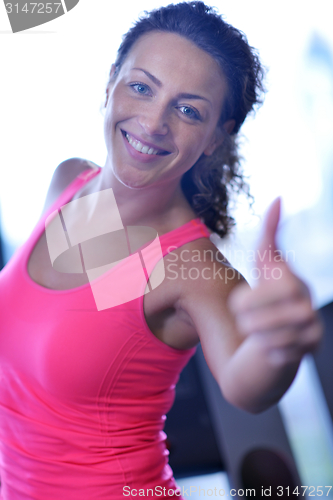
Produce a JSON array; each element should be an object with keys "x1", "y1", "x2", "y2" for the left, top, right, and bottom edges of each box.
[{"x1": 114, "y1": 164, "x2": 156, "y2": 190}]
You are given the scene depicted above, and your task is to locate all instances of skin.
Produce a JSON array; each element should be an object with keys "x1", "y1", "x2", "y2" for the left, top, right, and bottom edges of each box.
[{"x1": 29, "y1": 31, "x2": 322, "y2": 414}]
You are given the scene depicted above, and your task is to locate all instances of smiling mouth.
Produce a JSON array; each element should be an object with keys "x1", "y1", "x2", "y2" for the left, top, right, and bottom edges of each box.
[{"x1": 122, "y1": 130, "x2": 170, "y2": 156}]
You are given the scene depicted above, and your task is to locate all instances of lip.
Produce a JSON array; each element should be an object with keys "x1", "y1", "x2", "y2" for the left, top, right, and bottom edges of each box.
[
  {"x1": 121, "y1": 129, "x2": 171, "y2": 156},
  {"x1": 121, "y1": 131, "x2": 160, "y2": 164}
]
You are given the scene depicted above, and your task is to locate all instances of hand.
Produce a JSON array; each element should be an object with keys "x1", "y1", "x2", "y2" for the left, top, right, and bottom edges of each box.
[{"x1": 228, "y1": 197, "x2": 323, "y2": 366}]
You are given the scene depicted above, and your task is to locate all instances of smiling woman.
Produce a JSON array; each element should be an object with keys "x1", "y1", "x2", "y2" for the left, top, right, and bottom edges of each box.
[
  {"x1": 108, "y1": 1, "x2": 265, "y2": 237},
  {"x1": 0, "y1": 2, "x2": 323, "y2": 499}
]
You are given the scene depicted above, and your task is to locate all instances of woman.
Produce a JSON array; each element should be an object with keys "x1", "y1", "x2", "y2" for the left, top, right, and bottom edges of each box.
[{"x1": 0, "y1": 2, "x2": 322, "y2": 498}]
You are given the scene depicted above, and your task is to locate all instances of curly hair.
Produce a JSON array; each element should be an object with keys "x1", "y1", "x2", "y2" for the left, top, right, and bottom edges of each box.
[{"x1": 108, "y1": 1, "x2": 266, "y2": 237}]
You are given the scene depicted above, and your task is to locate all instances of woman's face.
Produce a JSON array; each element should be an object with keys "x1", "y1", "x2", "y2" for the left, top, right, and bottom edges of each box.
[{"x1": 104, "y1": 31, "x2": 230, "y2": 189}]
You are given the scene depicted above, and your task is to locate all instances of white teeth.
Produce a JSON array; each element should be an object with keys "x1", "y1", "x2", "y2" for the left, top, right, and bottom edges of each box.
[{"x1": 125, "y1": 133, "x2": 161, "y2": 155}]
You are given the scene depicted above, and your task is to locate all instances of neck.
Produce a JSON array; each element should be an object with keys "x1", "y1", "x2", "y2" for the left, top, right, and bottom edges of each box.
[{"x1": 92, "y1": 156, "x2": 195, "y2": 230}]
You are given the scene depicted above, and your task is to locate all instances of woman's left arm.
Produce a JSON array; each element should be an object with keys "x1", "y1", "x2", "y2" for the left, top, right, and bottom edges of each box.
[{"x1": 180, "y1": 199, "x2": 323, "y2": 414}]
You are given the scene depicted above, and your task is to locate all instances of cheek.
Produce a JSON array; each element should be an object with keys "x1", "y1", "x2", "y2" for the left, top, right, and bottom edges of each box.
[
  {"x1": 104, "y1": 88, "x2": 128, "y2": 132},
  {"x1": 103, "y1": 112, "x2": 113, "y2": 151},
  {"x1": 179, "y1": 130, "x2": 210, "y2": 162},
  {"x1": 111, "y1": 86, "x2": 134, "y2": 119}
]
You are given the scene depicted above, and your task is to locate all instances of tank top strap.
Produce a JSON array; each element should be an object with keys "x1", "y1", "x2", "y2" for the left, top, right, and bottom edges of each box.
[
  {"x1": 159, "y1": 218, "x2": 211, "y2": 257},
  {"x1": 20, "y1": 166, "x2": 102, "y2": 262},
  {"x1": 44, "y1": 166, "x2": 102, "y2": 218}
]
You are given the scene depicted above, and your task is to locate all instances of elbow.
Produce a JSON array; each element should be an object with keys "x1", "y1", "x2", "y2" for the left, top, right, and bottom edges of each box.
[
  {"x1": 223, "y1": 393, "x2": 270, "y2": 415},
  {"x1": 223, "y1": 392, "x2": 274, "y2": 414},
  {"x1": 218, "y1": 380, "x2": 275, "y2": 415}
]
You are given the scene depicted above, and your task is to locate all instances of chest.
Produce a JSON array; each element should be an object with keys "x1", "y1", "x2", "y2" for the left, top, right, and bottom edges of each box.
[
  {"x1": 27, "y1": 229, "x2": 198, "y2": 350},
  {"x1": 0, "y1": 267, "x2": 188, "y2": 405}
]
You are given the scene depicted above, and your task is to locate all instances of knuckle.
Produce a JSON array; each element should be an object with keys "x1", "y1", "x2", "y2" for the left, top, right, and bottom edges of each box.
[
  {"x1": 300, "y1": 302, "x2": 315, "y2": 322},
  {"x1": 290, "y1": 298, "x2": 315, "y2": 325},
  {"x1": 301, "y1": 321, "x2": 323, "y2": 351},
  {"x1": 300, "y1": 280, "x2": 311, "y2": 297},
  {"x1": 312, "y1": 321, "x2": 324, "y2": 344},
  {"x1": 284, "y1": 274, "x2": 311, "y2": 301},
  {"x1": 286, "y1": 278, "x2": 303, "y2": 299}
]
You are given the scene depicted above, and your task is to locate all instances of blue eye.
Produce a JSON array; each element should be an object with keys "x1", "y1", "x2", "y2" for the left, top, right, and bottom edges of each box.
[
  {"x1": 178, "y1": 106, "x2": 200, "y2": 120},
  {"x1": 130, "y1": 83, "x2": 150, "y2": 95}
]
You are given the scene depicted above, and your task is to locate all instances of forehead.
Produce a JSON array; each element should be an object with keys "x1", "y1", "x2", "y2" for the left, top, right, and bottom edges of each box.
[{"x1": 120, "y1": 31, "x2": 227, "y2": 100}]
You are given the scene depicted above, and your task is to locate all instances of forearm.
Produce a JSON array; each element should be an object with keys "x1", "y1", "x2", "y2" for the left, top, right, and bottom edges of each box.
[{"x1": 219, "y1": 334, "x2": 300, "y2": 414}]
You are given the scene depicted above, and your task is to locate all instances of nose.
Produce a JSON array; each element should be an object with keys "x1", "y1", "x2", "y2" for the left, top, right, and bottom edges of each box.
[{"x1": 138, "y1": 103, "x2": 169, "y2": 137}]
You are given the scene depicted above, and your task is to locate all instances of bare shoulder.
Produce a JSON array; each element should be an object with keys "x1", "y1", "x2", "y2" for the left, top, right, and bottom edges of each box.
[
  {"x1": 164, "y1": 236, "x2": 247, "y2": 300},
  {"x1": 150, "y1": 236, "x2": 248, "y2": 347},
  {"x1": 42, "y1": 157, "x2": 99, "y2": 213},
  {"x1": 169, "y1": 237, "x2": 248, "y2": 347}
]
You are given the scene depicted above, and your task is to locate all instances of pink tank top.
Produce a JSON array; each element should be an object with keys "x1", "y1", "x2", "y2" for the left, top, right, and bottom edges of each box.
[{"x1": 0, "y1": 168, "x2": 210, "y2": 499}]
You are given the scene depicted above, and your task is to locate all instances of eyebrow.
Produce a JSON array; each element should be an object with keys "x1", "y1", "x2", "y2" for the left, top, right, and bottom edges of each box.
[
  {"x1": 131, "y1": 67, "x2": 212, "y2": 105},
  {"x1": 132, "y1": 68, "x2": 162, "y2": 87}
]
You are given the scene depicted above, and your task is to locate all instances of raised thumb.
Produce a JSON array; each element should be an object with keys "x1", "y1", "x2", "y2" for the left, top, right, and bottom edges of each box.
[{"x1": 255, "y1": 197, "x2": 283, "y2": 276}]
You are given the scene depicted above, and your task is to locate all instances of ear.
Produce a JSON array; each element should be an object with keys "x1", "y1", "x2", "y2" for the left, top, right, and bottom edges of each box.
[
  {"x1": 108, "y1": 63, "x2": 116, "y2": 81},
  {"x1": 222, "y1": 118, "x2": 235, "y2": 135},
  {"x1": 105, "y1": 64, "x2": 117, "y2": 107},
  {"x1": 203, "y1": 119, "x2": 235, "y2": 156}
]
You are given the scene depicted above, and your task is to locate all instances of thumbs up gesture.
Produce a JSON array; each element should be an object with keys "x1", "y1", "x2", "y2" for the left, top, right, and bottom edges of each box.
[{"x1": 228, "y1": 198, "x2": 323, "y2": 367}]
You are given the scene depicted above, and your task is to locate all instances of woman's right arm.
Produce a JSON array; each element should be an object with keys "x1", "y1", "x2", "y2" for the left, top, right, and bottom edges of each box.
[{"x1": 42, "y1": 157, "x2": 94, "y2": 214}]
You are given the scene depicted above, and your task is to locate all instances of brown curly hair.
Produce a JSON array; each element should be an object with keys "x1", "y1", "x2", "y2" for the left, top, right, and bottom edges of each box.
[{"x1": 108, "y1": 1, "x2": 266, "y2": 237}]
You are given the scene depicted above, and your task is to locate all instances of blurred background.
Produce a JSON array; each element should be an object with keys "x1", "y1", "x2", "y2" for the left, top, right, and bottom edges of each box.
[{"x1": 1, "y1": 0, "x2": 333, "y2": 496}]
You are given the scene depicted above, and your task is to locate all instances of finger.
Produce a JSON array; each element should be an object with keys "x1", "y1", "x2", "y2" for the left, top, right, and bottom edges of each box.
[
  {"x1": 234, "y1": 296, "x2": 316, "y2": 335},
  {"x1": 256, "y1": 318, "x2": 323, "y2": 359},
  {"x1": 257, "y1": 196, "x2": 281, "y2": 254},
  {"x1": 254, "y1": 197, "x2": 286, "y2": 284},
  {"x1": 228, "y1": 275, "x2": 310, "y2": 314}
]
